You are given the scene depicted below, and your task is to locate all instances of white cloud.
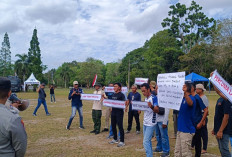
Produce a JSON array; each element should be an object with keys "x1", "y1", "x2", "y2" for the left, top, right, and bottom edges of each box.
[{"x1": 0, "y1": 0, "x2": 231, "y2": 71}]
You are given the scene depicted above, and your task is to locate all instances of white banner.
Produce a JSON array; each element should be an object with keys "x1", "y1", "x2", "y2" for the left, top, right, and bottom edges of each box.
[
  {"x1": 103, "y1": 99, "x2": 125, "y2": 109},
  {"x1": 135, "y1": 78, "x2": 149, "y2": 85},
  {"x1": 81, "y1": 94, "x2": 101, "y2": 101},
  {"x1": 131, "y1": 101, "x2": 150, "y2": 111},
  {"x1": 210, "y1": 70, "x2": 232, "y2": 103},
  {"x1": 104, "y1": 87, "x2": 128, "y2": 93},
  {"x1": 157, "y1": 72, "x2": 185, "y2": 110}
]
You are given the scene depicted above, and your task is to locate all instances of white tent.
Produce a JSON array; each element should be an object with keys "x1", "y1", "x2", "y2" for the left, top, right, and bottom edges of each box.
[{"x1": 24, "y1": 73, "x2": 40, "y2": 91}]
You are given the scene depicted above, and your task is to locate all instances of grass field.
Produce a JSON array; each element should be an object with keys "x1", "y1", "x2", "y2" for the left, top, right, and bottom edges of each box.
[{"x1": 16, "y1": 88, "x2": 224, "y2": 157}]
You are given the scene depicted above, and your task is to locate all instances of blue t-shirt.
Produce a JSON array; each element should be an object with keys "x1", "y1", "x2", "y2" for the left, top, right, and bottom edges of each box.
[
  {"x1": 193, "y1": 94, "x2": 206, "y2": 126},
  {"x1": 68, "y1": 88, "x2": 83, "y2": 107},
  {"x1": 178, "y1": 95, "x2": 196, "y2": 133},
  {"x1": 127, "y1": 92, "x2": 141, "y2": 112}
]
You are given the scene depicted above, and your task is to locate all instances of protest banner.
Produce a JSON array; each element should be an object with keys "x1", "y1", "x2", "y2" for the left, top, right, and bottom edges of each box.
[
  {"x1": 103, "y1": 99, "x2": 125, "y2": 109},
  {"x1": 81, "y1": 94, "x2": 101, "y2": 101},
  {"x1": 210, "y1": 70, "x2": 232, "y2": 103},
  {"x1": 157, "y1": 72, "x2": 185, "y2": 110},
  {"x1": 135, "y1": 78, "x2": 149, "y2": 85},
  {"x1": 104, "y1": 87, "x2": 128, "y2": 93},
  {"x1": 131, "y1": 101, "x2": 150, "y2": 111}
]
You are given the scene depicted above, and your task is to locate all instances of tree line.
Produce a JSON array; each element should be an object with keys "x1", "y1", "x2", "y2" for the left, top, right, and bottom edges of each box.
[{"x1": 1, "y1": 1, "x2": 231, "y2": 87}]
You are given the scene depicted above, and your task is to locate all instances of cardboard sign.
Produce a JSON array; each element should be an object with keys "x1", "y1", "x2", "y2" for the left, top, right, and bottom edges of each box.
[
  {"x1": 103, "y1": 99, "x2": 125, "y2": 109},
  {"x1": 131, "y1": 101, "x2": 150, "y2": 111},
  {"x1": 81, "y1": 94, "x2": 101, "y2": 101},
  {"x1": 157, "y1": 72, "x2": 185, "y2": 110},
  {"x1": 104, "y1": 87, "x2": 128, "y2": 93},
  {"x1": 210, "y1": 70, "x2": 232, "y2": 103},
  {"x1": 135, "y1": 78, "x2": 149, "y2": 85}
]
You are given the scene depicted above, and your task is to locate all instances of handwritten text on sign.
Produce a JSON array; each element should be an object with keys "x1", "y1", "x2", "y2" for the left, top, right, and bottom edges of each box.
[
  {"x1": 131, "y1": 101, "x2": 150, "y2": 111},
  {"x1": 135, "y1": 78, "x2": 149, "y2": 85},
  {"x1": 210, "y1": 70, "x2": 232, "y2": 103},
  {"x1": 103, "y1": 99, "x2": 125, "y2": 109},
  {"x1": 157, "y1": 72, "x2": 185, "y2": 110},
  {"x1": 104, "y1": 87, "x2": 128, "y2": 93},
  {"x1": 81, "y1": 94, "x2": 101, "y2": 101}
]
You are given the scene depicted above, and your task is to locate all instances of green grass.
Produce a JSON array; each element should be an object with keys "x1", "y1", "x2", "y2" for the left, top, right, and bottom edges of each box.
[{"x1": 16, "y1": 88, "x2": 223, "y2": 157}]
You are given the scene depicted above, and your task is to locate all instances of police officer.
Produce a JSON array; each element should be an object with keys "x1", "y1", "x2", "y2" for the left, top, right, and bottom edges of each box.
[{"x1": 0, "y1": 77, "x2": 27, "y2": 157}]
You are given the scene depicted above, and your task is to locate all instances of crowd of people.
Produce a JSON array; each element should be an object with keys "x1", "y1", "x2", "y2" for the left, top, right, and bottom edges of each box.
[{"x1": 0, "y1": 71, "x2": 231, "y2": 157}]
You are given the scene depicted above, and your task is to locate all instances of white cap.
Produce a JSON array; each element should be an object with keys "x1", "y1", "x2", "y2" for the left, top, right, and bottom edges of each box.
[
  {"x1": 196, "y1": 84, "x2": 206, "y2": 91},
  {"x1": 73, "y1": 81, "x2": 78, "y2": 85}
]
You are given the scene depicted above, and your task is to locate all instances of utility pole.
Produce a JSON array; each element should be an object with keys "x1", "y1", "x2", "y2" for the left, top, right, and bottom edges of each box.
[{"x1": 128, "y1": 59, "x2": 130, "y2": 89}]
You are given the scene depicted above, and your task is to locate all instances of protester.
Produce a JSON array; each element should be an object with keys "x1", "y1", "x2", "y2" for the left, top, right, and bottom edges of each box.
[
  {"x1": 66, "y1": 81, "x2": 84, "y2": 130},
  {"x1": 150, "y1": 81, "x2": 157, "y2": 95},
  {"x1": 140, "y1": 83, "x2": 158, "y2": 157},
  {"x1": 211, "y1": 73, "x2": 232, "y2": 157},
  {"x1": 90, "y1": 83, "x2": 106, "y2": 135},
  {"x1": 174, "y1": 82, "x2": 196, "y2": 157},
  {"x1": 50, "y1": 84, "x2": 56, "y2": 103},
  {"x1": 191, "y1": 84, "x2": 208, "y2": 157},
  {"x1": 33, "y1": 83, "x2": 51, "y2": 116},
  {"x1": 108, "y1": 83, "x2": 126, "y2": 147},
  {"x1": 172, "y1": 110, "x2": 179, "y2": 139},
  {"x1": 195, "y1": 84, "x2": 209, "y2": 154},
  {"x1": 0, "y1": 77, "x2": 27, "y2": 157},
  {"x1": 102, "y1": 83, "x2": 114, "y2": 132},
  {"x1": 125, "y1": 84, "x2": 141, "y2": 134}
]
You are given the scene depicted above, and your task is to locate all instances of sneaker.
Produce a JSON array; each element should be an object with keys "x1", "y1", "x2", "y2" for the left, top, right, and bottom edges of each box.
[
  {"x1": 32, "y1": 113, "x2": 37, "y2": 116},
  {"x1": 154, "y1": 148, "x2": 162, "y2": 153},
  {"x1": 54, "y1": 102, "x2": 56, "y2": 103},
  {"x1": 108, "y1": 139, "x2": 118, "y2": 144},
  {"x1": 107, "y1": 135, "x2": 113, "y2": 139},
  {"x1": 160, "y1": 152, "x2": 170, "y2": 157},
  {"x1": 66, "y1": 126, "x2": 70, "y2": 130},
  {"x1": 95, "y1": 131, "x2": 100, "y2": 135},
  {"x1": 136, "y1": 131, "x2": 140, "y2": 134},
  {"x1": 79, "y1": 126, "x2": 85, "y2": 129},
  {"x1": 51, "y1": 102, "x2": 53, "y2": 103},
  {"x1": 102, "y1": 128, "x2": 109, "y2": 132},
  {"x1": 90, "y1": 130, "x2": 96, "y2": 133},
  {"x1": 46, "y1": 113, "x2": 51, "y2": 116},
  {"x1": 117, "y1": 142, "x2": 125, "y2": 147},
  {"x1": 125, "y1": 130, "x2": 130, "y2": 134}
]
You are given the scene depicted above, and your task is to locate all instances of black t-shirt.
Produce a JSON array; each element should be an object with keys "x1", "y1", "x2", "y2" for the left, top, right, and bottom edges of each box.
[
  {"x1": 111, "y1": 92, "x2": 125, "y2": 114},
  {"x1": 214, "y1": 98, "x2": 232, "y2": 135},
  {"x1": 50, "y1": 87, "x2": 54, "y2": 94},
  {"x1": 39, "y1": 88, "x2": 46, "y2": 100}
]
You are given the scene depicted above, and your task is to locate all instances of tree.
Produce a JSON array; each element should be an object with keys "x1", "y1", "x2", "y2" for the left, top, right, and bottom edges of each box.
[
  {"x1": 162, "y1": 1, "x2": 215, "y2": 53},
  {"x1": 28, "y1": 28, "x2": 46, "y2": 81},
  {"x1": 0, "y1": 32, "x2": 12, "y2": 76},
  {"x1": 105, "y1": 62, "x2": 121, "y2": 85},
  {"x1": 15, "y1": 53, "x2": 29, "y2": 82}
]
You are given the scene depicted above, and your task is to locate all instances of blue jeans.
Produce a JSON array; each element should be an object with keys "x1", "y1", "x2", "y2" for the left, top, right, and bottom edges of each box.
[
  {"x1": 33, "y1": 99, "x2": 49, "y2": 114},
  {"x1": 50, "y1": 94, "x2": 55, "y2": 102},
  {"x1": 143, "y1": 125, "x2": 156, "y2": 157},
  {"x1": 230, "y1": 136, "x2": 232, "y2": 157},
  {"x1": 109, "y1": 125, "x2": 120, "y2": 137},
  {"x1": 217, "y1": 134, "x2": 231, "y2": 157},
  {"x1": 67, "y1": 106, "x2": 83, "y2": 128},
  {"x1": 155, "y1": 122, "x2": 170, "y2": 153}
]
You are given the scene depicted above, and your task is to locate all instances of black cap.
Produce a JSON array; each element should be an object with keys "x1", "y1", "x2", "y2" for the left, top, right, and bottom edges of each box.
[
  {"x1": 41, "y1": 83, "x2": 45, "y2": 86},
  {"x1": 94, "y1": 82, "x2": 101, "y2": 87},
  {"x1": 0, "y1": 77, "x2": 11, "y2": 90}
]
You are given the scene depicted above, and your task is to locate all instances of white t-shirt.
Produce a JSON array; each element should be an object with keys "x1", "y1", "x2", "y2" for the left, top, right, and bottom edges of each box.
[{"x1": 143, "y1": 95, "x2": 156, "y2": 126}]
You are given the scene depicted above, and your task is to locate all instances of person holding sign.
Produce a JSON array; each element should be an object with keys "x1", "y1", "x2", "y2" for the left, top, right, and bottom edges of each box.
[
  {"x1": 66, "y1": 81, "x2": 84, "y2": 130},
  {"x1": 191, "y1": 84, "x2": 208, "y2": 157},
  {"x1": 210, "y1": 72, "x2": 232, "y2": 157},
  {"x1": 125, "y1": 84, "x2": 141, "y2": 134},
  {"x1": 140, "y1": 83, "x2": 158, "y2": 157},
  {"x1": 174, "y1": 82, "x2": 196, "y2": 157},
  {"x1": 90, "y1": 83, "x2": 106, "y2": 135},
  {"x1": 108, "y1": 83, "x2": 126, "y2": 147}
]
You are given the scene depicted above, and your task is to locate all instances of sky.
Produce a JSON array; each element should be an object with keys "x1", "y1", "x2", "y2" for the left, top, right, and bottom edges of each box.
[{"x1": 0, "y1": 0, "x2": 231, "y2": 71}]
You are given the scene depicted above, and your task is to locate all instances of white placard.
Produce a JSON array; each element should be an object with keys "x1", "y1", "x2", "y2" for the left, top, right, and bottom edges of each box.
[
  {"x1": 135, "y1": 78, "x2": 149, "y2": 85},
  {"x1": 103, "y1": 99, "x2": 125, "y2": 109},
  {"x1": 131, "y1": 101, "x2": 150, "y2": 111},
  {"x1": 81, "y1": 94, "x2": 101, "y2": 101},
  {"x1": 104, "y1": 87, "x2": 128, "y2": 93},
  {"x1": 157, "y1": 72, "x2": 185, "y2": 110},
  {"x1": 210, "y1": 70, "x2": 232, "y2": 103}
]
